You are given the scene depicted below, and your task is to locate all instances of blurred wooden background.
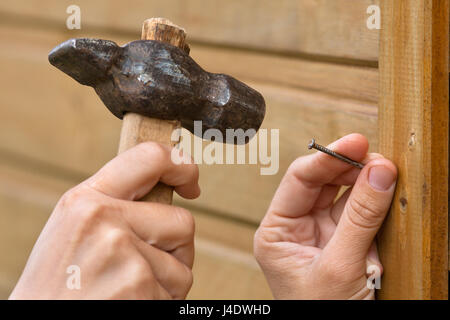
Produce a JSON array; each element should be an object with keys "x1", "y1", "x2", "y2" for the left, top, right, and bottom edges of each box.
[{"x1": 0, "y1": 0, "x2": 382, "y2": 299}]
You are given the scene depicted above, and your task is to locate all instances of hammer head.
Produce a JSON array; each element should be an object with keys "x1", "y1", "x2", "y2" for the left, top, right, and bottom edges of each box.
[{"x1": 49, "y1": 38, "x2": 266, "y2": 144}]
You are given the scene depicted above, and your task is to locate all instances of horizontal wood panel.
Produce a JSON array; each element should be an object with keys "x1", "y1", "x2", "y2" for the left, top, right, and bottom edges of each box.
[
  {"x1": 0, "y1": 22, "x2": 379, "y2": 104},
  {"x1": 0, "y1": 24, "x2": 378, "y2": 224},
  {"x1": 188, "y1": 239, "x2": 271, "y2": 299},
  {"x1": 192, "y1": 46, "x2": 379, "y2": 103},
  {"x1": 0, "y1": 162, "x2": 75, "y2": 298},
  {"x1": 0, "y1": 160, "x2": 271, "y2": 299},
  {"x1": 0, "y1": 0, "x2": 380, "y2": 62},
  {"x1": 0, "y1": 25, "x2": 123, "y2": 177}
]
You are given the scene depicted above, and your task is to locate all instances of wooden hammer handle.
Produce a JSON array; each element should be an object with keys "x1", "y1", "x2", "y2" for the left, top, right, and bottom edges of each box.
[{"x1": 117, "y1": 18, "x2": 189, "y2": 204}]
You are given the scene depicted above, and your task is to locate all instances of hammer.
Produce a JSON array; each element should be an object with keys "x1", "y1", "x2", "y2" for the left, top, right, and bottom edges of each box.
[
  {"x1": 120, "y1": 18, "x2": 190, "y2": 204},
  {"x1": 48, "y1": 18, "x2": 265, "y2": 204}
]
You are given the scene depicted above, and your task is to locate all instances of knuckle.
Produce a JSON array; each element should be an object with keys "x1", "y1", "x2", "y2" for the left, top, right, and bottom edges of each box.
[
  {"x1": 286, "y1": 155, "x2": 319, "y2": 188},
  {"x1": 188, "y1": 163, "x2": 200, "y2": 183},
  {"x1": 286, "y1": 158, "x2": 302, "y2": 179},
  {"x1": 174, "y1": 207, "x2": 195, "y2": 240},
  {"x1": 138, "y1": 142, "x2": 169, "y2": 163},
  {"x1": 172, "y1": 265, "x2": 193, "y2": 299},
  {"x1": 179, "y1": 267, "x2": 194, "y2": 298},
  {"x1": 175, "y1": 148, "x2": 195, "y2": 165},
  {"x1": 80, "y1": 201, "x2": 109, "y2": 224},
  {"x1": 59, "y1": 186, "x2": 109, "y2": 222},
  {"x1": 107, "y1": 259, "x2": 155, "y2": 299},
  {"x1": 288, "y1": 155, "x2": 306, "y2": 172},
  {"x1": 253, "y1": 229, "x2": 265, "y2": 260},
  {"x1": 105, "y1": 228, "x2": 132, "y2": 248},
  {"x1": 99, "y1": 229, "x2": 134, "y2": 264},
  {"x1": 185, "y1": 268, "x2": 194, "y2": 289},
  {"x1": 133, "y1": 260, "x2": 154, "y2": 282},
  {"x1": 58, "y1": 186, "x2": 86, "y2": 209},
  {"x1": 347, "y1": 197, "x2": 383, "y2": 229},
  {"x1": 124, "y1": 259, "x2": 156, "y2": 291},
  {"x1": 184, "y1": 151, "x2": 196, "y2": 166},
  {"x1": 253, "y1": 228, "x2": 274, "y2": 263}
]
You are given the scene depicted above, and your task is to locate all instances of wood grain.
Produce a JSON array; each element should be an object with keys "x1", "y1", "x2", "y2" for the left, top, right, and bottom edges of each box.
[
  {"x1": 377, "y1": 0, "x2": 448, "y2": 299},
  {"x1": 0, "y1": 0, "x2": 380, "y2": 62}
]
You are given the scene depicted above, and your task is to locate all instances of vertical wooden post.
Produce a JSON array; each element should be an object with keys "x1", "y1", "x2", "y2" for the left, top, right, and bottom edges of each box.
[{"x1": 378, "y1": 0, "x2": 448, "y2": 299}]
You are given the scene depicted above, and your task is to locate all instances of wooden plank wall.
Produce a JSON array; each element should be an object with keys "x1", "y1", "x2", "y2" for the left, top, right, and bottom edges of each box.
[{"x1": 0, "y1": 0, "x2": 390, "y2": 299}]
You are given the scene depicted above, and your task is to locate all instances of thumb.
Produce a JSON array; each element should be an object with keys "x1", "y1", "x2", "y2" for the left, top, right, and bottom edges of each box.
[{"x1": 323, "y1": 158, "x2": 397, "y2": 265}]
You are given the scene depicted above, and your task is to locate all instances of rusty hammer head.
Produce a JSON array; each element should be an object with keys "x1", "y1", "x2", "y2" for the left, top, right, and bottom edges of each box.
[{"x1": 48, "y1": 37, "x2": 265, "y2": 144}]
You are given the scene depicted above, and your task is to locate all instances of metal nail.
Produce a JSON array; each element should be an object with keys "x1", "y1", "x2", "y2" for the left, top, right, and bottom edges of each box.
[{"x1": 308, "y1": 138, "x2": 364, "y2": 169}]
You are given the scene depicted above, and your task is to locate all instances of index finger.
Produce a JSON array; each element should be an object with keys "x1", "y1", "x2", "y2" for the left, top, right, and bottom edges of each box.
[
  {"x1": 267, "y1": 133, "x2": 369, "y2": 218},
  {"x1": 86, "y1": 142, "x2": 200, "y2": 200}
]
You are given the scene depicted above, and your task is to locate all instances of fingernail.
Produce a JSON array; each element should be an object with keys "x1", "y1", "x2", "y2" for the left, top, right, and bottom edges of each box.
[{"x1": 368, "y1": 166, "x2": 396, "y2": 191}]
